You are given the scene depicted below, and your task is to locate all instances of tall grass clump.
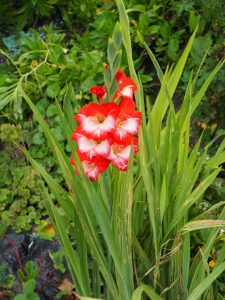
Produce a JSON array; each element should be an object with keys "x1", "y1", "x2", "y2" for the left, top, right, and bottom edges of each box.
[{"x1": 20, "y1": 0, "x2": 225, "y2": 299}]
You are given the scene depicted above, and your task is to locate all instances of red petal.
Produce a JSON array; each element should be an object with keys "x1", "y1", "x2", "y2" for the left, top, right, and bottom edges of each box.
[
  {"x1": 102, "y1": 102, "x2": 120, "y2": 119},
  {"x1": 120, "y1": 77, "x2": 137, "y2": 92},
  {"x1": 93, "y1": 156, "x2": 110, "y2": 173},
  {"x1": 75, "y1": 103, "x2": 119, "y2": 122},
  {"x1": 113, "y1": 131, "x2": 133, "y2": 143},
  {"x1": 119, "y1": 98, "x2": 135, "y2": 115},
  {"x1": 115, "y1": 69, "x2": 126, "y2": 82},
  {"x1": 89, "y1": 86, "x2": 106, "y2": 100}
]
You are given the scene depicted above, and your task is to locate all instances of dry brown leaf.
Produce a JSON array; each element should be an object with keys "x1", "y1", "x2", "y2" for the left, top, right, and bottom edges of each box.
[{"x1": 58, "y1": 277, "x2": 74, "y2": 292}]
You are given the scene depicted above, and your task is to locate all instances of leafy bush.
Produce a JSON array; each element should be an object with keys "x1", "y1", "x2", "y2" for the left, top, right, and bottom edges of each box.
[
  {"x1": 0, "y1": 25, "x2": 105, "y2": 116},
  {"x1": 0, "y1": 139, "x2": 47, "y2": 234},
  {"x1": 0, "y1": 0, "x2": 103, "y2": 35}
]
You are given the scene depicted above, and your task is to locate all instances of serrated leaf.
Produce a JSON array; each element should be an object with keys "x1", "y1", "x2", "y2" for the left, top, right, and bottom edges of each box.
[
  {"x1": 52, "y1": 126, "x2": 65, "y2": 142},
  {"x1": 32, "y1": 132, "x2": 45, "y2": 145},
  {"x1": 36, "y1": 98, "x2": 48, "y2": 115},
  {"x1": 46, "y1": 104, "x2": 58, "y2": 117},
  {"x1": 46, "y1": 84, "x2": 60, "y2": 98}
]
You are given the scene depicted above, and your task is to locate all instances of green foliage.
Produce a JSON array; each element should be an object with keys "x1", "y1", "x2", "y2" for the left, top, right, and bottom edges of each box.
[
  {"x1": 0, "y1": 0, "x2": 103, "y2": 35},
  {"x1": 0, "y1": 263, "x2": 15, "y2": 293},
  {"x1": 49, "y1": 249, "x2": 66, "y2": 273},
  {"x1": 14, "y1": 279, "x2": 40, "y2": 300},
  {"x1": 0, "y1": 123, "x2": 21, "y2": 141},
  {"x1": 0, "y1": 85, "x2": 78, "y2": 234},
  {"x1": 0, "y1": 263, "x2": 40, "y2": 299},
  {"x1": 0, "y1": 151, "x2": 47, "y2": 233},
  {"x1": 0, "y1": 25, "x2": 104, "y2": 116},
  {"x1": 0, "y1": 108, "x2": 70, "y2": 233},
  {"x1": 17, "y1": 261, "x2": 39, "y2": 283},
  {"x1": 56, "y1": 289, "x2": 71, "y2": 299}
]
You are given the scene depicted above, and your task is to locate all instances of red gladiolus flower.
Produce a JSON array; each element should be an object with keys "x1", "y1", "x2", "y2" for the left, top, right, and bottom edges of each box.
[
  {"x1": 108, "y1": 137, "x2": 138, "y2": 171},
  {"x1": 118, "y1": 77, "x2": 137, "y2": 98},
  {"x1": 114, "y1": 69, "x2": 137, "y2": 100},
  {"x1": 113, "y1": 98, "x2": 142, "y2": 141},
  {"x1": 71, "y1": 68, "x2": 142, "y2": 180},
  {"x1": 75, "y1": 102, "x2": 119, "y2": 139},
  {"x1": 77, "y1": 151, "x2": 110, "y2": 181},
  {"x1": 89, "y1": 85, "x2": 106, "y2": 101},
  {"x1": 72, "y1": 126, "x2": 111, "y2": 159}
]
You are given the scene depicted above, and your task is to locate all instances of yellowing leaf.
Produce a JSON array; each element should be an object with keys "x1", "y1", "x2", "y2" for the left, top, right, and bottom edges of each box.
[
  {"x1": 58, "y1": 278, "x2": 74, "y2": 292},
  {"x1": 36, "y1": 220, "x2": 55, "y2": 240}
]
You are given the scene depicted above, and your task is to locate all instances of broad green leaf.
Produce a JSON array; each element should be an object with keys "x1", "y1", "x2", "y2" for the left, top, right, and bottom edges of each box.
[
  {"x1": 46, "y1": 83, "x2": 60, "y2": 98},
  {"x1": 46, "y1": 103, "x2": 58, "y2": 117}
]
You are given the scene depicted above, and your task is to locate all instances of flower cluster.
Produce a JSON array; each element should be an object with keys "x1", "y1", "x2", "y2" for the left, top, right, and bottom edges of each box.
[{"x1": 70, "y1": 69, "x2": 141, "y2": 181}]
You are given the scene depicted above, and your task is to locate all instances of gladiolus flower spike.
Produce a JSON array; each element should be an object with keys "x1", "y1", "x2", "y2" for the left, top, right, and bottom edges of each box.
[{"x1": 71, "y1": 69, "x2": 141, "y2": 180}]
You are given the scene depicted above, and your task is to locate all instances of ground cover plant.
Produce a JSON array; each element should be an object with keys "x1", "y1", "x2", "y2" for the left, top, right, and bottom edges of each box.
[{"x1": 17, "y1": 0, "x2": 225, "y2": 299}]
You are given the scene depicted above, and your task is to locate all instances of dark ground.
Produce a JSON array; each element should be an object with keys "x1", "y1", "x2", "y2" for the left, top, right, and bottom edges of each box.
[{"x1": 0, "y1": 230, "x2": 72, "y2": 299}]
